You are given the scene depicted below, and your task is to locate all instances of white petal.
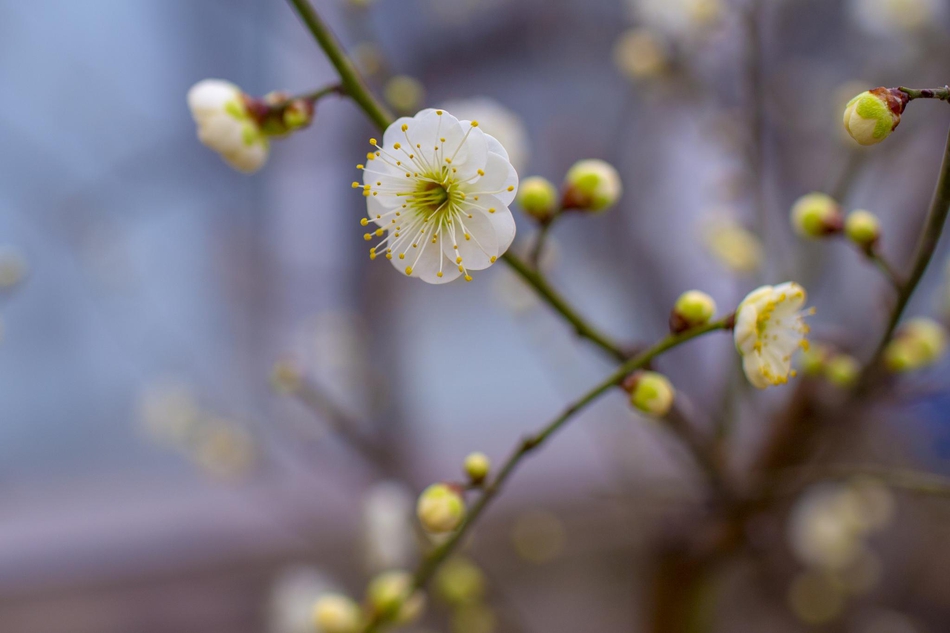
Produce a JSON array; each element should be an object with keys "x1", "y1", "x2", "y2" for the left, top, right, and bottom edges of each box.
[
  {"x1": 468, "y1": 152, "x2": 518, "y2": 205},
  {"x1": 367, "y1": 195, "x2": 402, "y2": 228},
  {"x1": 486, "y1": 205, "x2": 516, "y2": 255},
  {"x1": 197, "y1": 113, "x2": 246, "y2": 154},
  {"x1": 188, "y1": 79, "x2": 241, "y2": 120},
  {"x1": 733, "y1": 304, "x2": 759, "y2": 354},
  {"x1": 443, "y1": 211, "x2": 498, "y2": 271},
  {"x1": 742, "y1": 354, "x2": 770, "y2": 389},
  {"x1": 771, "y1": 282, "x2": 807, "y2": 316},
  {"x1": 737, "y1": 284, "x2": 774, "y2": 313},
  {"x1": 390, "y1": 236, "x2": 460, "y2": 284},
  {"x1": 483, "y1": 132, "x2": 510, "y2": 163},
  {"x1": 222, "y1": 143, "x2": 268, "y2": 173}
]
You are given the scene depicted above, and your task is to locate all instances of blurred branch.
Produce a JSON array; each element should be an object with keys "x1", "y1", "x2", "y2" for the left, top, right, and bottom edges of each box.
[
  {"x1": 858, "y1": 123, "x2": 950, "y2": 388},
  {"x1": 362, "y1": 319, "x2": 733, "y2": 632},
  {"x1": 743, "y1": 0, "x2": 768, "y2": 240},
  {"x1": 528, "y1": 215, "x2": 558, "y2": 270}
]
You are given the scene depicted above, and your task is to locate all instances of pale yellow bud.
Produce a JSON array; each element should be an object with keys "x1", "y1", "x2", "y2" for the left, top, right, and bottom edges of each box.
[
  {"x1": 417, "y1": 483, "x2": 465, "y2": 533},
  {"x1": 844, "y1": 210, "x2": 881, "y2": 248},
  {"x1": 563, "y1": 159, "x2": 622, "y2": 212},
  {"x1": 463, "y1": 452, "x2": 490, "y2": 483},
  {"x1": 625, "y1": 371, "x2": 675, "y2": 417},
  {"x1": 312, "y1": 594, "x2": 362, "y2": 633},
  {"x1": 671, "y1": 290, "x2": 716, "y2": 332},
  {"x1": 516, "y1": 176, "x2": 558, "y2": 222},
  {"x1": 843, "y1": 88, "x2": 904, "y2": 146},
  {"x1": 790, "y1": 193, "x2": 842, "y2": 238},
  {"x1": 366, "y1": 571, "x2": 425, "y2": 624}
]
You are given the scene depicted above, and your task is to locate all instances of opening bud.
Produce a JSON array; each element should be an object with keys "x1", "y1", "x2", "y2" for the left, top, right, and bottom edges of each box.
[
  {"x1": 562, "y1": 159, "x2": 622, "y2": 213},
  {"x1": 670, "y1": 290, "x2": 717, "y2": 333},
  {"x1": 463, "y1": 452, "x2": 491, "y2": 484},
  {"x1": 884, "y1": 317, "x2": 948, "y2": 373},
  {"x1": 843, "y1": 88, "x2": 906, "y2": 146},
  {"x1": 790, "y1": 193, "x2": 843, "y2": 239},
  {"x1": 417, "y1": 483, "x2": 466, "y2": 533},
  {"x1": 312, "y1": 594, "x2": 363, "y2": 633},
  {"x1": 623, "y1": 370, "x2": 675, "y2": 417},
  {"x1": 844, "y1": 210, "x2": 881, "y2": 249},
  {"x1": 516, "y1": 176, "x2": 559, "y2": 223},
  {"x1": 825, "y1": 354, "x2": 859, "y2": 388},
  {"x1": 366, "y1": 571, "x2": 426, "y2": 624}
]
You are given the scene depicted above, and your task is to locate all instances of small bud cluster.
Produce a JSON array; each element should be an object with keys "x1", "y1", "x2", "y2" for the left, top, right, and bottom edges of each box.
[
  {"x1": 417, "y1": 483, "x2": 466, "y2": 533},
  {"x1": 312, "y1": 570, "x2": 426, "y2": 633},
  {"x1": 884, "y1": 317, "x2": 948, "y2": 373},
  {"x1": 516, "y1": 160, "x2": 623, "y2": 227},
  {"x1": 798, "y1": 343, "x2": 859, "y2": 388}
]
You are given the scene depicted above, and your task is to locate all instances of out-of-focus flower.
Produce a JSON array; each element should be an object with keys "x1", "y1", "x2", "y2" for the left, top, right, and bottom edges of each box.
[
  {"x1": 385, "y1": 75, "x2": 426, "y2": 114},
  {"x1": 884, "y1": 317, "x2": 948, "y2": 372},
  {"x1": 845, "y1": 210, "x2": 881, "y2": 248},
  {"x1": 511, "y1": 509, "x2": 566, "y2": 564},
  {"x1": 702, "y1": 216, "x2": 763, "y2": 274},
  {"x1": 670, "y1": 290, "x2": 717, "y2": 332},
  {"x1": 138, "y1": 380, "x2": 202, "y2": 445},
  {"x1": 799, "y1": 342, "x2": 831, "y2": 376},
  {"x1": 790, "y1": 193, "x2": 843, "y2": 239},
  {"x1": 192, "y1": 418, "x2": 256, "y2": 479},
  {"x1": 353, "y1": 42, "x2": 385, "y2": 77},
  {"x1": 627, "y1": 0, "x2": 723, "y2": 37},
  {"x1": 0, "y1": 246, "x2": 27, "y2": 289},
  {"x1": 825, "y1": 354, "x2": 860, "y2": 388},
  {"x1": 187, "y1": 79, "x2": 269, "y2": 173},
  {"x1": 787, "y1": 569, "x2": 846, "y2": 624},
  {"x1": 434, "y1": 557, "x2": 487, "y2": 606},
  {"x1": 358, "y1": 109, "x2": 518, "y2": 283},
  {"x1": 562, "y1": 159, "x2": 622, "y2": 212},
  {"x1": 516, "y1": 176, "x2": 558, "y2": 223},
  {"x1": 843, "y1": 88, "x2": 906, "y2": 146},
  {"x1": 734, "y1": 283, "x2": 813, "y2": 389},
  {"x1": 451, "y1": 603, "x2": 497, "y2": 633},
  {"x1": 439, "y1": 97, "x2": 529, "y2": 171},
  {"x1": 269, "y1": 567, "x2": 336, "y2": 633},
  {"x1": 613, "y1": 28, "x2": 670, "y2": 81},
  {"x1": 366, "y1": 570, "x2": 426, "y2": 624},
  {"x1": 362, "y1": 480, "x2": 417, "y2": 572},
  {"x1": 312, "y1": 594, "x2": 362, "y2": 633},
  {"x1": 624, "y1": 370, "x2": 676, "y2": 417},
  {"x1": 463, "y1": 452, "x2": 491, "y2": 484},
  {"x1": 849, "y1": 0, "x2": 945, "y2": 36},
  {"x1": 417, "y1": 483, "x2": 466, "y2": 533}
]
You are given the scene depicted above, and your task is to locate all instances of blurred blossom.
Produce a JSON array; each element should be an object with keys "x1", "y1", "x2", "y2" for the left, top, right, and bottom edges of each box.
[
  {"x1": 353, "y1": 42, "x2": 385, "y2": 77},
  {"x1": 627, "y1": 0, "x2": 723, "y2": 38},
  {"x1": 268, "y1": 566, "x2": 336, "y2": 633},
  {"x1": 138, "y1": 380, "x2": 202, "y2": 446},
  {"x1": 701, "y1": 214, "x2": 763, "y2": 274},
  {"x1": 191, "y1": 418, "x2": 256, "y2": 480},
  {"x1": 451, "y1": 603, "x2": 497, "y2": 633},
  {"x1": 855, "y1": 609, "x2": 919, "y2": 633},
  {"x1": 0, "y1": 245, "x2": 27, "y2": 289},
  {"x1": 362, "y1": 480, "x2": 418, "y2": 572},
  {"x1": 439, "y1": 97, "x2": 530, "y2": 172},
  {"x1": 613, "y1": 28, "x2": 670, "y2": 81},
  {"x1": 384, "y1": 75, "x2": 426, "y2": 114},
  {"x1": 848, "y1": 0, "x2": 946, "y2": 37},
  {"x1": 787, "y1": 569, "x2": 846, "y2": 624},
  {"x1": 511, "y1": 509, "x2": 566, "y2": 564}
]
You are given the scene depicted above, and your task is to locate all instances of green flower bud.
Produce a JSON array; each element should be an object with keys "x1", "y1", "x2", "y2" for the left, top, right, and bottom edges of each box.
[
  {"x1": 562, "y1": 159, "x2": 622, "y2": 213},
  {"x1": 624, "y1": 371, "x2": 675, "y2": 417},
  {"x1": 843, "y1": 88, "x2": 906, "y2": 146},
  {"x1": 417, "y1": 483, "x2": 465, "y2": 533},
  {"x1": 463, "y1": 452, "x2": 491, "y2": 484},
  {"x1": 790, "y1": 193, "x2": 842, "y2": 238},
  {"x1": 516, "y1": 176, "x2": 559, "y2": 222},
  {"x1": 825, "y1": 354, "x2": 859, "y2": 388},
  {"x1": 844, "y1": 210, "x2": 881, "y2": 248},
  {"x1": 670, "y1": 290, "x2": 717, "y2": 332},
  {"x1": 434, "y1": 557, "x2": 486, "y2": 606},
  {"x1": 799, "y1": 343, "x2": 830, "y2": 376},
  {"x1": 884, "y1": 317, "x2": 948, "y2": 372},
  {"x1": 366, "y1": 571, "x2": 426, "y2": 624},
  {"x1": 312, "y1": 594, "x2": 362, "y2": 633}
]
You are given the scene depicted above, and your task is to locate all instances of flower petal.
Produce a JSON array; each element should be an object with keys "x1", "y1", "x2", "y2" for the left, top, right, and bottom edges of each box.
[
  {"x1": 468, "y1": 152, "x2": 518, "y2": 205},
  {"x1": 742, "y1": 354, "x2": 771, "y2": 389},
  {"x1": 442, "y1": 210, "x2": 499, "y2": 271}
]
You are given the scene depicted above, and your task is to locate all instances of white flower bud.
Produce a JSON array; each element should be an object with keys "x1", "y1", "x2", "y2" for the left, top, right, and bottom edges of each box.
[
  {"x1": 844, "y1": 210, "x2": 881, "y2": 248},
  {"x1": 416, "y1": 483, "x2": 465, "y2": 533},
  {"x1": 624, "y1": 371, "x2": 675, "y2": 417},
  {"x1": 187, "y1": 79, "x2": 269, "y2": 173},
  {"x1": 516, "y1": 176, "x2": 558, "y2": 222},
  {"x1": 670, "y1": 290, "x2": 716, "y2": 332},
  {"x1": 563, "y1": 159, "x2": 622, "y2": 213},
  {"x1": 366, "y1": 571, "x2": 425, "y2": 624},
  {"x1": 790, "y1": 193, "x2": 843, "y2": 238},
  {"x1": 842, "y1": 88, "x2": 905, "y2": 146},
  {"x1": 312, "y1": 594, "x2": 362, "y2": 633},
  {"x1": 463, "y1": 452, "x2": 491, "y2": 484}
]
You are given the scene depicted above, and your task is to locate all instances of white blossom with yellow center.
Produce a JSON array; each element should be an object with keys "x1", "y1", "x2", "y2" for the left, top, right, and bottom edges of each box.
[
  {"x1": 734, "y1": 282, "x2": 813, "y2": 389},
  {"x1": 357, "y1": 108, "x2": 518, "y2": 284}
]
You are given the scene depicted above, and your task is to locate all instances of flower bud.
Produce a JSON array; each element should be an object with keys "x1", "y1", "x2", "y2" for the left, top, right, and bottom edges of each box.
[
  {"x1": 312, "y1": 594, "x2": 362, "y2": 633},
  {"x1": 624, "y1": 371, "x2": 675, "y2": 417},
  {"x1": 825, "y1": 354, "x2": 859, "y2": 388},
  {"x1": 790, "y1": 193, "x2": 843, "y2": 238},
  {"x1": 562, "y1": 159, "x2": 622, "y2": 213},
  {"x1": 187, "y1": 79, "x2": 269, "y2": 173},
  {"x1": 384, "y1": 75, "x2": 425, "y2": 114},
  {"x1": 843, "y1": 88, "x2": 907, "y2": 146},
  {"x1": 416, "y1": 483, "x2": 465, "y2": 533},
  {"x1": 844, "y1": 210, "x2": 881, "y2": 248},
  {"x1": 884, "y1": 317, "x2": 948, "y2": 372},
  {"x1": 463, "y1": 452, "x2": 491, "y2": 484},
  {"x1": 434, "y1": 557, "x2": 486, "y2": 606},
  {"x1": 670, "y1": 290, "x2": 717, "y2": 333},
  {"x1": 366, "y1": 571, "x2": 425, "y2": 624},
  {"x1": 516, "y1": 176, "x2": 559, "y2": 222}
]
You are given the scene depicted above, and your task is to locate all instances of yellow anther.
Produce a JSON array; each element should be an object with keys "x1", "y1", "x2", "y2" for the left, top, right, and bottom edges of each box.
[
  {"x1": 490, "y1": 256, "x2": 496, "y2": 263},
  {"x1": 401, "y1": 124, "x2": 408, "y2": 131},
  {"x1": 437, "y1": 271, "x2": 443, "y2": 277},
  {"x1": 386, "y1": 253, "x2": 393, "y2": 259},
  {"x1": 369, "y1": 252, "x2": 376, "y2": 260},
  {"x1": 464, "y1": 275, "x2": 473, "y2": 281},
  {"x1": 363, "y1": 233, "x2": 372, "y2": 241},
  {"x1": 399, "y1": 253, "x2": 405, "y2": 259},
  {"x1": 436, "y1": 110, "x2": 443, "y2": 115},
  {"x1": 458, "y1": 266, "x2": 464, "y2": 272},
  {"x1": 470, "y1": 121, "x2": 479, "y2": 127},
  {"x1": 473, "y1": 196, "x2": 479, "y2": 200},
  {"x1": 352, "y1": 182, "x2": 360, "y2": 188},
  {"x1": 488, "y1": 208, "x2": 496, "y2": 214},
  {"x1": 376, "y1": 181, "x2": 381, "y2": 186},
  {"x1": 356, "y1": 164, "x2": 364, "y2": 169},
  {"x1": 453, "y1": 244, "x2": 459, "y2": 250},
  {"x1": 477, "y1": 169, "x2": 485, "y2": 176},
  {"x1": 369, "y1": 138, "x2": 377, "y2": 145},
  {"x1": 440, "y1": 137, "x2": 446, "y2": 142},
  {"x1": 372, "y1": 192, "x2": 378, "y2": 196},
  {"x1": 375, "y1": 151, "x2": 380, "y2": 156},
  {"x1": 375, "y1": 229, "x2": 384, "y2": 237},
  {"x1": 507, "y1": 185, "x2": 514, "y2": 191},
  {"x1": 367, "y1": 153, "x2": 375, "y2": 161},
  {"x1": 363, "y1": 184, "x2": 371, "y2": 190},
  {"x1": 363, "y1": 191, "x2": 371, "y2": 197},
  {"x1": 360, "y1": 218, "x2": 369, "y2": 226},
  {"x1": 456, "y1": 257, "x2": 462, "y2": 264},
  {"x1": 405, "y1": 266, "x2": 413, "y2": 275},
  {"x1": 464, "y1": 234, "x2": 471, "y2": 241},
  {"x1": 445, "y1": 158, "x2": 452, "y2": 164}
]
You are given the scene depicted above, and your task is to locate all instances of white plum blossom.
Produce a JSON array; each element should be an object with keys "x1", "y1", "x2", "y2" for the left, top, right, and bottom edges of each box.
[
  {"x1": 188, "y1": 79, "x2": 269, "y2": 173},
  {"x1": 358, "y1": 108, "x2": 518, "y2": 284},
  {"x1": 734, "y1": 282, "x2": 813, "y2": 389}
]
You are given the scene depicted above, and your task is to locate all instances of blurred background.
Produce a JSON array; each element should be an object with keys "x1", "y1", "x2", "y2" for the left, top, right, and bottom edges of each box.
[{"x1": 2, "y1": 0, "x2": 950, "y2": 632}]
